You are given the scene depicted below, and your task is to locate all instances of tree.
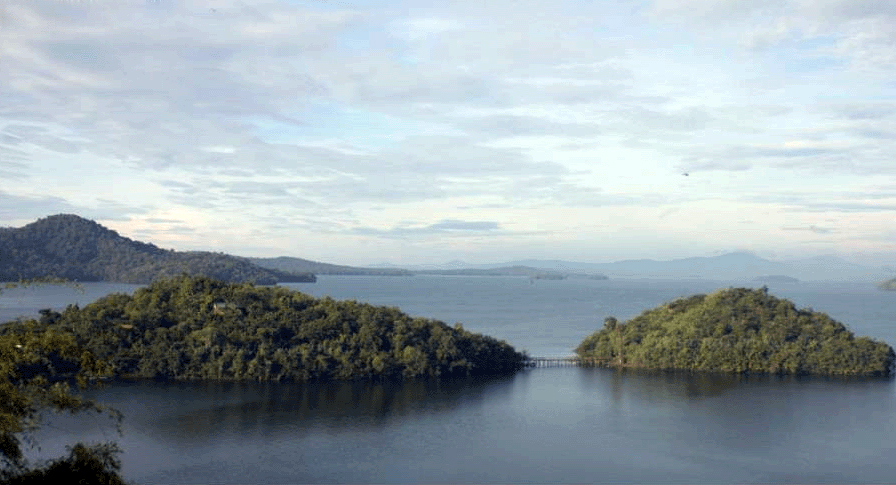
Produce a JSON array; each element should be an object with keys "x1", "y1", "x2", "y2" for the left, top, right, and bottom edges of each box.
[{"x1": 0, "y1": 280, "x2": 123, "y2": 482}]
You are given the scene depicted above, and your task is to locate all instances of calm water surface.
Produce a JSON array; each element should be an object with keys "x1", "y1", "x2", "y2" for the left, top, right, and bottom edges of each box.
[{"x1": 5, "y1": 276, "x2": 896, "y2": 483}]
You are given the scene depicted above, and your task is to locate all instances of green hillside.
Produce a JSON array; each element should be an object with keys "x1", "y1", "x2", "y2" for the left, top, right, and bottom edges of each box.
[
  {"x1": 7, "y1": 275, "x2": 525, "y2": 381},
  {"x1": 576, "y1": 287, "x2": 894, "y2": 376},
  {"x1": 0, "y1": 215, "x2": 314, "y2": 284}
]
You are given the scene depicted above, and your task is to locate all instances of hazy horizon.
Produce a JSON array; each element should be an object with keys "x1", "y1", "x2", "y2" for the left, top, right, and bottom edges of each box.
[
  {"x1": 6, "y1": 214, "x2": 892, "y2": 273},
  {"x1": 2, "y1": 1, "x2": 894, "y2": 267}
]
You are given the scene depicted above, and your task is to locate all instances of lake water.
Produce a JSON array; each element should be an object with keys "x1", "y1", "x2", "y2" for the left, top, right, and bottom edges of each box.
[{"x1": 5, "y1": 276, "x2": 896, "y2": 483}]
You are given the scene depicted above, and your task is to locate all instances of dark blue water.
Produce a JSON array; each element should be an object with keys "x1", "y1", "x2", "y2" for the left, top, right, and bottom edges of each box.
[
  {"x1": 0, "y1": 282, "x2": 141, "y2": 324},
  {"x1": 6, "y1": 276, "x2": 896, "y2": 483},
  {"x1": 293, "y1": 276, "x2": 896, "y2": 357}
]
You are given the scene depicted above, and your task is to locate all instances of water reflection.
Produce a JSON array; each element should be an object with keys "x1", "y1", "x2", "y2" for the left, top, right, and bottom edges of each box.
[
  {"x1": 578, "y1": 366, "x2": 894, "y2": 405},
  {"x1": 102, "y1": 374, "x2": 517, "y2": 444},
  {"x1": 33, "y1": 367, "x2": 896, "y2": 484}
]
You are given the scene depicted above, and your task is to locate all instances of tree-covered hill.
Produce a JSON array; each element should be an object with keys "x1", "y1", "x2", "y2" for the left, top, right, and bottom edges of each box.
[
  {"x1": 10, "y1": 275, "x2": 525, "y2": 381},
  {"x1": 0, "y1": 215, "x2": 314, "y2": 284},
  {"x1": 576, "y1": 287, "x2": 894, "y2": 376}
]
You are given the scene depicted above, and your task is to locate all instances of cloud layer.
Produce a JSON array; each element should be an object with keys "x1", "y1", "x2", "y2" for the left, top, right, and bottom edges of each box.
[{"x1": 1, "y1": 0, "x2": 894, "y2": 264}]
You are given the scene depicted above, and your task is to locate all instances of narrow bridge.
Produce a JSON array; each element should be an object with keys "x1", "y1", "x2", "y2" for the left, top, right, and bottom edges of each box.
[{"x1": 525, "y1": 357, "x2": 607, "y2": 368}]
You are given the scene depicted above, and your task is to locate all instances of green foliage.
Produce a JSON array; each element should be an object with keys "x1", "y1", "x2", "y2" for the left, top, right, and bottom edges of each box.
[
  {"x1": 8, "y1": 275, "x2": 525, "y2": 382},
  {"x1": 0, "y1": 322, "x2": 117, "y2": 468},
  {"x1": 0, "y1": 214, "x2": 314, "y2": 284},
  {"x1": 0, "y1": 281, "x2": 121, "y2": 482},
  {"x1": 1, "y1": 443, "x2": 125, "y2": 485},
  {"x1": 576, "y1": 287, "x2": 895, "y2": 377}
]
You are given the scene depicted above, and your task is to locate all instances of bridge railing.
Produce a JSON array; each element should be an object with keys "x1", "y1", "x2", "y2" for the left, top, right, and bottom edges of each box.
[{"x1": 524, "y1": 357, "x2": 609, "y2": 368}]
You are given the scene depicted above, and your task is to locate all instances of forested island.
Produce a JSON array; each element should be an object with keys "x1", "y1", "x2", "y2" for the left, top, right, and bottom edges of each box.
[
  {"x1": 2, "y1": 275, "x2": 526, "y2": 381},
  {"x1": 576, "y1": 287, "x2": 894, "y2": 376},
  {"x1": 878, "y1": 278, "x2": 896, "y2": 290},
  {"x1": 0, "y1": 215, "x2": 315, "y2": 284}
]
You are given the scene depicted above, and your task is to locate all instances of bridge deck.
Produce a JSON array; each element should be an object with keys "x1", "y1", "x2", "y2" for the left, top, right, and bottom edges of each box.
[{"x1": 525, "y1": 357, "x2": 606, "y2": 368}]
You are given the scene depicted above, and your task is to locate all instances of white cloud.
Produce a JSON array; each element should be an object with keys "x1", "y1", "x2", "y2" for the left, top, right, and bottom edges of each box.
[{"x1": 0, "y1": 0, "x2": 894, "y2": 265}]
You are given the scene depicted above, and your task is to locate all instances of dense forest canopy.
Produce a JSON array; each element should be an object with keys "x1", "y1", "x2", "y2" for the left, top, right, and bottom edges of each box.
[
  {"x1": 2, "y1": 275, "x2": 526, "y2": 381},
  {"x1": 0, "y1": 214, "x2": 314, "y2": 284},
  {"x1": 576, "y1": 287, "x2": 894, "y2": 376}
]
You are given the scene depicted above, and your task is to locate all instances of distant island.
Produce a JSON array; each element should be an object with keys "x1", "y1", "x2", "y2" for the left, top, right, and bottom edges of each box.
[
  {"x1": 752, "y1": 275, "x2": 800, "y2": 283},
  {"x1": 416, "y1": 265, "x2": 573, "y2": 279},
  {"x1": 576, "y1": 287, "x2": 894, "y2": 376},
  {"x1": 496, "y1": 253, "x2": 885, "y2": 282},
  {"x1": 878, "y1": 278, "x2": 896, "y2": 290},
  {"x1": 249, "y1": 256, "x2": 413, "y2": 276},
  {"x1": 7, "y1": 275, "x2": 526, "y2": 380},
  {"x1": 0, "y1": 215, "x2": 315, "y2": 284}
]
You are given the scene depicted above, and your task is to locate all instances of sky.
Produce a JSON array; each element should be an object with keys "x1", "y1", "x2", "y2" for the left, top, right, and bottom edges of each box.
[{"x1": 1, "y1": 0, "x2": 895, "y2": 267}]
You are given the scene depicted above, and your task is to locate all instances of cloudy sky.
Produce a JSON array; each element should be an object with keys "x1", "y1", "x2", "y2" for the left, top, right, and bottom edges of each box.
[{"x1": 1, "y1": 0, "x2": 895, "y2": 266}]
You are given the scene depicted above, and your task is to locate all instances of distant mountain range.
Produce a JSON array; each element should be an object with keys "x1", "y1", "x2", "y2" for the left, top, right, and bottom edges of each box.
[
  {"x1": 2, "y1": 214, "x2": 891, "y2": 285},
  {"x1": 0, "y1": 215, "x2": 314, "y2": 284},
  {"x1": 380, "y1": 252, "x2": 889, "y2": 282}
]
